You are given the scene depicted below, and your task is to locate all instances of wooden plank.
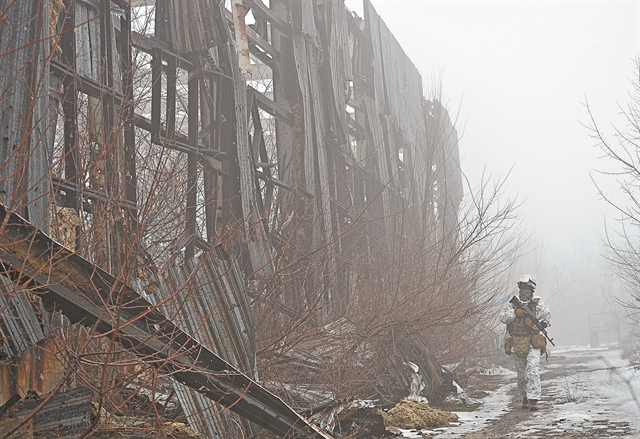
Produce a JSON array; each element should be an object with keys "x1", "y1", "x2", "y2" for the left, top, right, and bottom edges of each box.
[
  {"x1": 133, "y1": 113, "x2": 223, "y2": 160},
  {"x1": 246, "y1": 24, "x2": 279, "y2": 62},
  {"x1": 223, "y1": 7, "x2": 279, "y2": 64}
]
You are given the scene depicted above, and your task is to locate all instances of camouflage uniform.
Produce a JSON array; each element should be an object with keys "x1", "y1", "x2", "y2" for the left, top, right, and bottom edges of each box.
[{"x1": 500, "y1": 295, "x2": 551, "y2": 402}]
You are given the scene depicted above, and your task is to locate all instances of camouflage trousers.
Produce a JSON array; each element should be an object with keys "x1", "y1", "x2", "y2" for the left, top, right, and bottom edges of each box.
[{"x1": 514, "y1": 347, "x2": 541, "y2": 400}]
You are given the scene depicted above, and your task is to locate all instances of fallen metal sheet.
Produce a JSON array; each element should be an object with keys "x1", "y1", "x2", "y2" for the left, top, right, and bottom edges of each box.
[
  {"x1": 0, "y1": 338, "x2": 66, "y2": 406},
  {"x1": 146, "y1": 246, "x2": 257, "y2": 438},
  {"x1": 13, "y1": 387, "x2": 94, "y2": 438},
  {"x1": 0, "y1": 204, "x2": 333, "y2": 439},
  {"x1": 0, "y1": 275, "x2": 47, "y2": 359}
]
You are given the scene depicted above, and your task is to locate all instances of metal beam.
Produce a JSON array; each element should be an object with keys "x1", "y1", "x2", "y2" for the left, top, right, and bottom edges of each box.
[{"x1": 0, "y1": 204, "x2": 333, "y2": 439}]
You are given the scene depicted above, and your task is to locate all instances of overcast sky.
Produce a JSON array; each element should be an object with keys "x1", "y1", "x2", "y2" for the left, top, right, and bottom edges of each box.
[{"x1": 345, "y1": 0, "x2": 639, "y2": 343}]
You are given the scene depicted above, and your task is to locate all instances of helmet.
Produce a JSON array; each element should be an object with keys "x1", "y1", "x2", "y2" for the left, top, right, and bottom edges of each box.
[{"x1": 517, "y1": 274, "x2": 536, "y2": 289}]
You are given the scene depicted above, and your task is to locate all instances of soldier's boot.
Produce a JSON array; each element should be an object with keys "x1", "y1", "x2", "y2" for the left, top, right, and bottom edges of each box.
[
  {"x1": 528, "y1": 399, "x2": 538, "y2": 411},
  {"x1": 522, "y1": 397, "x2": 529, "y2": 409}
]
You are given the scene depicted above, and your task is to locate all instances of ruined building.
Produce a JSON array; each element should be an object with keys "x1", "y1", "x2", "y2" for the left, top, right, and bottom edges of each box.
[{"x1": 0, "y1": 0, "x2": 466, "y2": 437}]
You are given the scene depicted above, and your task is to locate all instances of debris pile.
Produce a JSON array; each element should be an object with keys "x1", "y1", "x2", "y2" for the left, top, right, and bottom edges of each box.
[
  {"x1": 309, "y1": 399, "x2": 458, "y2": 438},
  {"x1": 0, "y1": 387, "x2": 204, "y2": 439},
  {"x1": 384, "y1": 400, "x2": 458, "y2": 431}
]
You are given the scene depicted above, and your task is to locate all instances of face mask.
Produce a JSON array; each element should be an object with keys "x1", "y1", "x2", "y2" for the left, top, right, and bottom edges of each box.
[{"x1": 519, "y1": 287, "x2": 533, "y2": 302}]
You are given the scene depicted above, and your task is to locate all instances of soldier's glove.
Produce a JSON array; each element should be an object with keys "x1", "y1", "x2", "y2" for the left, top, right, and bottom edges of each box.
[
  {"x1": 515, "y1": 309, "x2": 527, "y2": 317},
  {"x1": 524, "y1": 318, "x2": 534, "y2": 327}
]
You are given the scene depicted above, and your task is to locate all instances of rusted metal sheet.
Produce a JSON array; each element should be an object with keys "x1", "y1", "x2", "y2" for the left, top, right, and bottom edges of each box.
[
  {"x1": 292, "y1": 34, "x2": 316, "y2": 198},
  {"x1": 0, "y1": 338, "x2": 66, "y2": 406},
  {"x1": 307, "y1": 46, "x2": 339, "y2": 314},
  {"x1": 363, "y1": 96, "x2": 393, "y2": 249},
  {"x1": 0, "y1": 204, "x2": 332, "y2": 439}
]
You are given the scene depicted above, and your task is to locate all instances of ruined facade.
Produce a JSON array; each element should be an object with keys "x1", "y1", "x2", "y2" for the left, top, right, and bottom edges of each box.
[{"x1": 0, "y1": 0, "x2": 464, "y2": 437}]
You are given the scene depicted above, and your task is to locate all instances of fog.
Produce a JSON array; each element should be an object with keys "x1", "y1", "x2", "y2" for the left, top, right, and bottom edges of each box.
[{"x1": 345, "y1": 0, "x2": 639, "y2": 346}]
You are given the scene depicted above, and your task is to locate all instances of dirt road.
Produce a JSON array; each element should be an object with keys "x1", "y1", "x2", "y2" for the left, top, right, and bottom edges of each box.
[{"x1": 436, "y1": 347, "x2": 639, "y2": 439}]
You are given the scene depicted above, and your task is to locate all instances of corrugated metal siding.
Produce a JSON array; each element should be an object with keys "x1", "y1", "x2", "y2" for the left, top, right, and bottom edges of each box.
[
  {"x1": 169, "y1": 0, "x2": 222, "y2": 54},
  {"x1": 363, "y1": 0, "x2": 387, "y2": 115},
  {"x1": 13, "y1": 387, "x2": 94, "y2": 438},
  {"x1": 0, "y1": 1, "x2": 52, "y2": 231},
  {"x1": 0, "y1": 276, "x2": 47, "y2": 359},
  {"x1": 0, "y1": 338, "x2": 66, "y2": 406},
  {"x1": 301, "y1": 0, "x2": 317, "y2": 37},
  {"x1": 148, "y1": 245, "x2": 257, "y2": 438},
  {"x1": 0, "y1": 205, "x2": 333, "y2": 438},
  {"x1": 327, "y1": 0, "x2": 352, "y2": 143}
]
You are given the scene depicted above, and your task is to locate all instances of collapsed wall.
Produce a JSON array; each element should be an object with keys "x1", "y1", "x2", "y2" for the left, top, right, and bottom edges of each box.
[{"x1": 0, "y1": 0, "x2": 463, "y2": 437}]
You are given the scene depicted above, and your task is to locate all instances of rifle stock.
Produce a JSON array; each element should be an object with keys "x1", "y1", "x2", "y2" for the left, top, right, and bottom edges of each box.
[{"x1": 509, "y1": 296, "x2": 555, "y2": 346}]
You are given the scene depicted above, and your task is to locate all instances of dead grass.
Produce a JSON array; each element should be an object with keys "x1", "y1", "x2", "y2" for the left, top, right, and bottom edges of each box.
[{"x1": 383, "y1": 400, "x2": 458, "y2": 430}]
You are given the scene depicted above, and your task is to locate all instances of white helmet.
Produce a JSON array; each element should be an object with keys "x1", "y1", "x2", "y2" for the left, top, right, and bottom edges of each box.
[{"x1": 517, "y1": 274, "x2": 536, "y2": 289}]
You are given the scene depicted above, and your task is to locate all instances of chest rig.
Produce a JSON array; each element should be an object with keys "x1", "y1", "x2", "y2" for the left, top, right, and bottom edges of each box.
[{"x1": 507, "y1": 299, "x2": 540, "y2": 336}]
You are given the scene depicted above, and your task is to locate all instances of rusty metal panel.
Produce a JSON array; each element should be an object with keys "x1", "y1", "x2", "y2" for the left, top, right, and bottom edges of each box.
[
  {"x1": 307, "y1": 46, "x2": 339, "y2": 311},
  {"x1": 0, "y1": 338, "x2": 66, "y2": 406},
  {"x1": 147, "y1": 245, "x2": 258, "y2": 437},
  {"x1": 363, "y1": 96, "x2": 393, "y2": 248},
  {"x1": 0, "y1": 362, "x2": 14, "y2": 405},
  {"x1": 0, "y1": 205, "x2": 331, "y2": 438},
  {"x1": 427, "y1": 100, "x2": 463, "y2": 235},
  {"x1": 230, "y1": 34, "x2": 275, "y2": 281}
]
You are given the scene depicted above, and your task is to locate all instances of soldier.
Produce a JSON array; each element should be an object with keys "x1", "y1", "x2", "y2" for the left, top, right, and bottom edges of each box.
[{"x1": 500, "y1": 275, "x2": 551, "y2": 411}]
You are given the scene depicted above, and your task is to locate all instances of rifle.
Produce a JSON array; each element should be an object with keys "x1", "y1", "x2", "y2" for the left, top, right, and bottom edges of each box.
[{"x1": 509, "y1": 296, "x2": 555, "y2": 346}]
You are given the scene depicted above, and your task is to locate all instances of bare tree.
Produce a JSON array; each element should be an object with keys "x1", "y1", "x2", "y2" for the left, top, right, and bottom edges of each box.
[{"x1": 585, "y1": 58, "x2": 640, "y2": 328}]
